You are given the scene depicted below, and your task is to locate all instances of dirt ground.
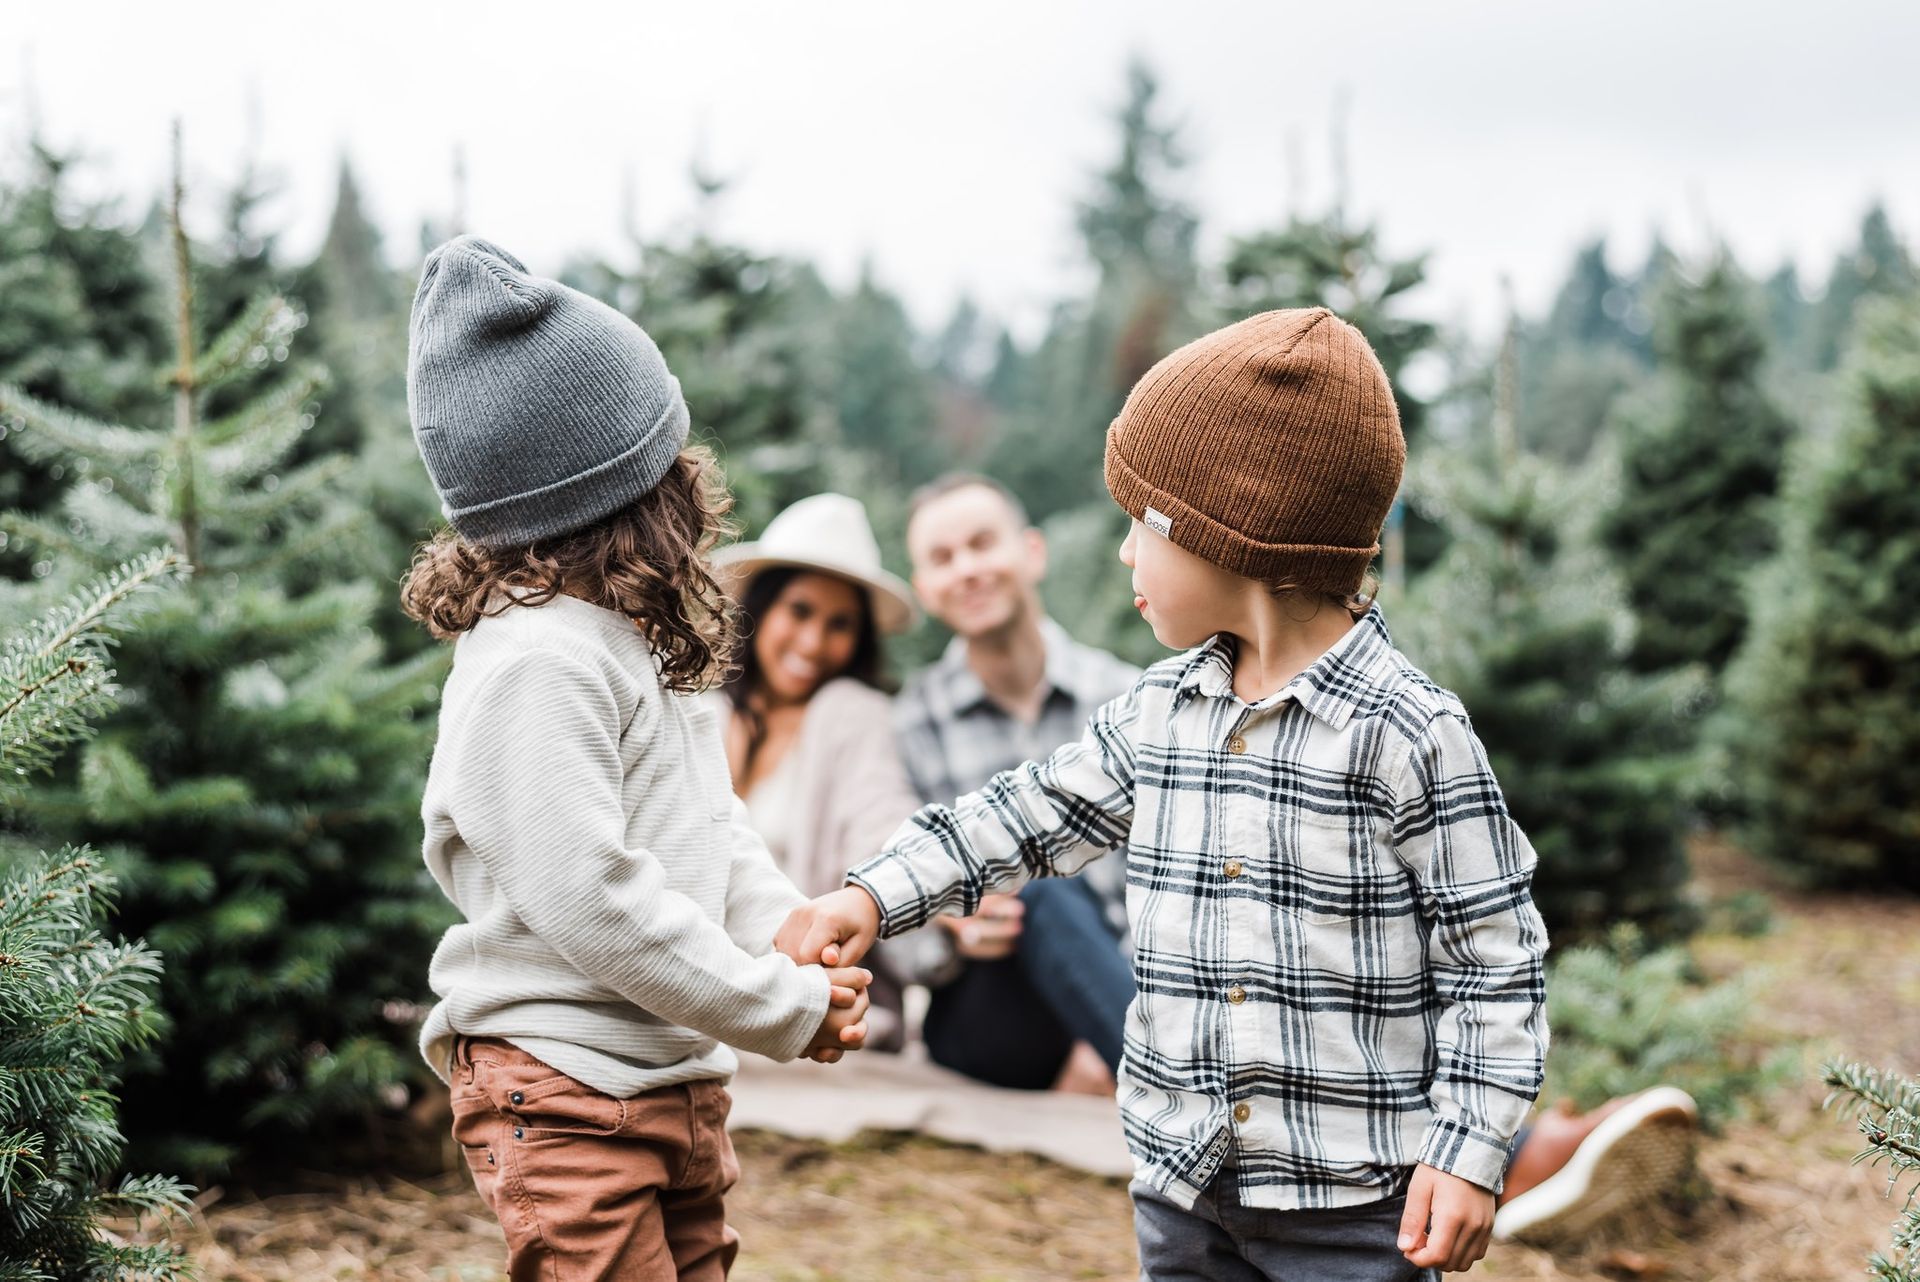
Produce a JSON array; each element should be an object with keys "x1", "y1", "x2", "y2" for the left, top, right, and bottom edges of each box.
[{"x1": 157, "y1": 843, "x2": 1919, "y2": 1281}]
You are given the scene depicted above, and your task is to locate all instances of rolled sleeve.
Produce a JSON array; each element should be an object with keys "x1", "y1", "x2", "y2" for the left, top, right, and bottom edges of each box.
[{"x1": 849, "y1": 680, "x2": 1143, "y2": 939}]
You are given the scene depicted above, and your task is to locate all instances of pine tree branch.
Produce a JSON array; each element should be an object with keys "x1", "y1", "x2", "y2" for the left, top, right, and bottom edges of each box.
[
  {"x1": 0, "y1": 384, "x2": 164, "y2": 501},
  {"x1": 13, "y1": 548, "x2": 185, "y2": 668},
  {"x1": 0, "y1": 550, "x2": 185, "y2": 799},
  {"x1": 0, "y1": 656, "x2": 91, "y2": 735},
  {"x1": 208, "y1": 454, "x2": 351, "y2": 524},
  {"x1": 0, "y1": 510, "x2": 97, "y2": 564},
  {"x1": 193, "y1": 294, "x2": 303, "y2": 394},
  {"x1": 199, "y1": 363, "x2": 326, "y2": 449},
  {"x1": 203, "y1": 368, "x2": 329, "y2": 485}
]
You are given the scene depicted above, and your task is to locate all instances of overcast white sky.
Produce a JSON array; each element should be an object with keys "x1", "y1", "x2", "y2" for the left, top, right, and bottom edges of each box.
[{"x1": 5, "y1": 1, "x2": 1917, "y2": 342}]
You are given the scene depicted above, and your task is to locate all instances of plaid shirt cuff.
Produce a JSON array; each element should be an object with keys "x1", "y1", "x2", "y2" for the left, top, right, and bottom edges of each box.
[
  {"x1": 1416, "y1": 1113, "x2": 1515, "y2": 1195},
  {"x1": 846, "y1": 853, "x2": 946, "y2": 939}
]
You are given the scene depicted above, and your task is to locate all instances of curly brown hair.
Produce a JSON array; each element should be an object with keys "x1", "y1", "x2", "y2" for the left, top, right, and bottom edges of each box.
[{"x1": 400, "y1": 445, "x2": 739, "y2": 693}]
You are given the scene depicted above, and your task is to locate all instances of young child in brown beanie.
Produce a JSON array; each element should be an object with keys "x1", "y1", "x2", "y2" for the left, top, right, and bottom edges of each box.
[{"x1": 779, "y1": 308, "x2": 1549, "y2": 1280}]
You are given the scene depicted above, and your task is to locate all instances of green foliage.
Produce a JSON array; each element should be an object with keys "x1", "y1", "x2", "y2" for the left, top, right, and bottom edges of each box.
[
  {"x1": 1510, "y1": 238, "x2": 1665, "y2": 464},
  {"x1": 1716, "y1": 298, "x2": 1920, "y2": 887},
  {"x1": 1805, "y1": 206, "x2": 1918, "y2": 372},
  {"x1": 565, "y1": 221, "x2": 841, "y2": 537},
  {"x1": 828, "y1": 267, "x2": 943, "y2": 490},
  {"x1": 1221, "y1": 208, "x2": 1443, "y2": 572},
  {"x1": 0, "y1": 556, "x2": 192, "y2": 1280},
  {"x1": 986, "y1": 60, "x2": 1200, "y2": 522},
  {"x1": 1824, "y1": 1060, "x2": 1920, "y2": 1281},
  {"x1": 0, "y1": 551, "x2": 185, "y2": 794},
  {"x1": 1, "y1": 161, "x2": 450, "y2": 1175},
  {"x1": 0, "y1": 144, "x2": 170, "y2": 578},
  {"x1": 1542, "y1": 928, "x2": 1793, "y2": 1127},
  {"x1": 1598, "y1": 254, "x2": 1795, "y2": 674},
  {"x1": 1399, "y1": 438, "x2": 1705, "y2": 939},
  {"x1": 291, "y1": 161, "x2": 440, "y2": 578},
  {"x1": 0, "y1": 852, "x2": 195, "y2": 1281},
  {"x1": 1222, "y1": 215, "x2": 1437, "y2": 443}
]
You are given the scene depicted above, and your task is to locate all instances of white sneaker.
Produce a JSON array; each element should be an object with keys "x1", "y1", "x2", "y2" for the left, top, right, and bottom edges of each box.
[{"x1": 1492, "y1": 1086, "x2": 1700, "y2": 1245}]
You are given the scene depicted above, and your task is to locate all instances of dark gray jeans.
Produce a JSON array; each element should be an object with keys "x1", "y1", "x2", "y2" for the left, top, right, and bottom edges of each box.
[{"x1": 1132, "y1": 1169, "x2": 1439, "y2": 1282}]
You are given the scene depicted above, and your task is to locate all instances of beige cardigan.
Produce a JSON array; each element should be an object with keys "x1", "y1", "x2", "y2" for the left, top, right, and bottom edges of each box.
[{"x1": 712, "y1": 678, "x2": 961, "y2": 990}]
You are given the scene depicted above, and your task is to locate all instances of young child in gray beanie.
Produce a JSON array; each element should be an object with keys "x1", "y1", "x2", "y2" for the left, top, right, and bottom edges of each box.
[{"x1": 399, "y1": 235, "x2": 872, "y2": 1280}]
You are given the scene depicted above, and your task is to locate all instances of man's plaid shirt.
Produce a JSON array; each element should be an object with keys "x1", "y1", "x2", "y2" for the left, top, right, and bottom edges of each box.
[
  {"x1": 850, "y1": 607, "x2": 1549, "y2": 1211},
  {"x1": 892, "y1": 617, "x2": 1139, "y2": 941}
]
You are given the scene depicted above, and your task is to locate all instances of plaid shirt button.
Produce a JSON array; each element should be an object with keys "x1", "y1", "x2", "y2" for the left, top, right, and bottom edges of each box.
[
  {"x1": 1233, "y1": 1102, "x2": 1252, "y2": 1123},
  {"x1": 1223, "y1": 859, "x2": 1243, "y2": 878},
  {"x1": 1227, "y1": 733, "x2": 1248, "y2": 754},
  {"x1": 1227, "y1": 985, "x2": 1247, "y2": 1004}
]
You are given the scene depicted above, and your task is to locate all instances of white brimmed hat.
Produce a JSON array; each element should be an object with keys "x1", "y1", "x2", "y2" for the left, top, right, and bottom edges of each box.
[{"x1": 713, "y1": 493, "x2": 919, "y2": 634}]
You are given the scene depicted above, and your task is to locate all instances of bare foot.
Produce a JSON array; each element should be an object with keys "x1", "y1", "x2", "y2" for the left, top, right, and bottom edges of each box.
[{"x1": 1050, "y1": 1040, "x2": 1116, "y2": 1096}]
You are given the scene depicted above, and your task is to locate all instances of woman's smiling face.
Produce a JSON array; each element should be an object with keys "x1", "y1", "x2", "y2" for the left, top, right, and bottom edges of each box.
[{"x1": 752, "y1": 571, "x2": 868, "y2": 705}]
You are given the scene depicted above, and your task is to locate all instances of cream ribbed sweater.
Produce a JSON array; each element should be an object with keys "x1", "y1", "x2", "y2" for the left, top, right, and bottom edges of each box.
[{"x1": 418, "y1": 593, "x2": 831, "y2": 1096}]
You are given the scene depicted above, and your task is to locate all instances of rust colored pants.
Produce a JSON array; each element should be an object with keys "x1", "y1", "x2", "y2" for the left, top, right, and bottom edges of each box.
[{"x1": 450, "y1": 1037, "x2": 741, "y2": 1281}]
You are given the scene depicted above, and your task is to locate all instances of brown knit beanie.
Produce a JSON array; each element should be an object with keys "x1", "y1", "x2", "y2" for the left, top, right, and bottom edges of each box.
[{"x1": 1103, "y1": 307, "x2": 1404, "y2": 596}]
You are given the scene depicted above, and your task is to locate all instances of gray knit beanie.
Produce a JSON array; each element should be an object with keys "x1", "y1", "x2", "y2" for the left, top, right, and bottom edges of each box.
[{"x1": 406, "y1": 235, "x2": 690, "y2": 547}]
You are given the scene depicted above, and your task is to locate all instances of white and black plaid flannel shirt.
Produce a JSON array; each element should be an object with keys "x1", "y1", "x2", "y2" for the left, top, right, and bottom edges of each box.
[
  {"x1": 892, "y1": 617, "x2": 1140, "y2": 940},
  {"x1": 851, "y1": 607, "x2": 1550, "y2": 1210}
]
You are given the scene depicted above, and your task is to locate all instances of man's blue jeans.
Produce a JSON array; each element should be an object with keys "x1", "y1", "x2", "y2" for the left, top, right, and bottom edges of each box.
[{"x1": 922, "y1": 876, "x2": 1135, "y2": 1090}]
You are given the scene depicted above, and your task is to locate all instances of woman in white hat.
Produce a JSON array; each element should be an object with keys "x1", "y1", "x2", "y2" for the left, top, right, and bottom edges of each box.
[{"x1": 710, "y1": 493, "x2": 933, "y2": 1050}]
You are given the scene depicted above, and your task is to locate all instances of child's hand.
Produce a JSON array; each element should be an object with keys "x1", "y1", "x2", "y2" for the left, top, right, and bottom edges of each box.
[
  {"x1": 1399, "y1": 1162, "x2": 1495, "y2": 1272},
  {"x1": 776, "y1": 886, "x2": 883, "y2": 968},
  {"x1": 802, "y1": 965, "x2": 872, "y2": 1063}
]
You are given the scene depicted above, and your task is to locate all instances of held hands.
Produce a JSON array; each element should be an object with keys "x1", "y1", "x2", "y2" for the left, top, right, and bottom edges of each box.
[
  {"x1": 777, "y1": 888, "x2": 884, "y2": 1065},
  {"x1": 802, "y1": 966, "x2": 873, "y2": 1065},
  {"x1": 1398, "y1": 1162, "x2": 1495, "y2": 1273},
  {"x1": 775, "y1": 886, "x2": 884, "y2": 970}
]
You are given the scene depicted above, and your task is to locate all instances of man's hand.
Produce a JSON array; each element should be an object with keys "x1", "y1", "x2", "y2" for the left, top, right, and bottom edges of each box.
[
  {"x1": 936, "y1": 893, "x2": 1024, "y2": 960},
  {"x1": 802, "y1": 965, "x2": 872, "y2": 1064},
  {"x1": 776, "y1": 886, "x2": 884, "y2": 968},
  {"x1": 1399, "y1": 1162, "x2": 1495, "y2": 1273}
]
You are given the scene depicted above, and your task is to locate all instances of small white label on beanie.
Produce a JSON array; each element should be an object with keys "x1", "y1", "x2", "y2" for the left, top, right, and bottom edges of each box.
[{"x1": 1144, "y1": 506, "x2": 1174, "y2": 537}]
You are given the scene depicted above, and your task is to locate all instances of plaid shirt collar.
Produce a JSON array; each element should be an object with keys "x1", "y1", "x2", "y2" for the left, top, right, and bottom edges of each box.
[
  {"x1": 1173, "y1": 605, "x2": 1396, "y2": 731},
  {"x1": 933, "y1": 616, "x2": 1103, "y2": 716}
]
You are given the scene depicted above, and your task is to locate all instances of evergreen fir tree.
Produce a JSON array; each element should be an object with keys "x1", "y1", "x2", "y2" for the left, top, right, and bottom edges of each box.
[
  {"x1": 1400, "y1": 322, "x2": 1703, "y2": 938},
  {"x1": 1825, "y1": 1060, "x2": 1920, "y2": 1281},
  {"x1": 293, "y1": 158, "x2": 440, "y2": 655},
  {"x1": 0, "y1": 142, "x2": 170, "y2": 561},
  {"x1": 1761, "y1": 261, "x2": 1814, "y2": 373},
  {"x1": 1220, "y1": 205, "x2": 1441, "y2": 575},
  {"x1": 1716, "y1": 297, "x2": 1920, "y2": 887},
  {"x1": 0, "y1": 132, "x2": 449, "y2": 1174},
  {"x1": 1599, "y1": 253, "x2": 1794, "y2": 674},
  {"x1": 987, "y1": 59, "x2": 1199, "y2": 520},
  {"x1": 926, "y1": 296, "x2": 998, "y2": 467},
  {"x1": 1221, "y1": 215, "x2": 1437, "y2": 442},
  {"x1": 1511, "y1": 240, "x2": 1648, "y2": 464},
  {"x1": 0, "y1": 548, "x2": 194, "y2": 1281},
  {"x1": 828, "y1": 264, "x2": 943, "y2": 489},
  {"x1": 565, "y1": 187, "x2": 838, "y2": 536},
  {"x1": 1808, "y1": 205, "x2": 1916, "y2": 371}
]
